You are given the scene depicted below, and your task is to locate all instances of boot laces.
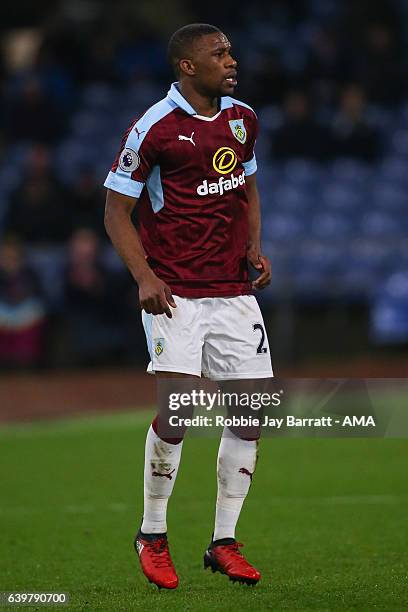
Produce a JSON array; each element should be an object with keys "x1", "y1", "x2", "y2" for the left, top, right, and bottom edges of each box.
[
  {"x1": 219, "y1": 542, "x2": 245, "y2": 561},
  {"x1": 146, "y1": 538, "x2": 173, "y2": 568}
]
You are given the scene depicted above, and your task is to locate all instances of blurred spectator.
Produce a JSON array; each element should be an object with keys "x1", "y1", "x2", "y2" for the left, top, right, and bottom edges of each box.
[
  {"x1": 0, "y1": 237, "x2": 47, "y2": 367},
  {"x1": 116, "y1": 27, "x2": 170, "y2": 84},
  {"x1": 61, "y1": 229, "x2": 134, "y2": 364},
  {"x1": 5, "y1": 76, "x2": 64, "y2": 143},
  {"x1": 331, "y1": 85, "x2": 382, "y2": 161},
  {"x1": 305, "y1": 26, "x2": 353, "y2": 106},
  {"x1": 37, "y1": 22, "x2": 87, "y2": 85},
  {"x1": 82, "y1": 33, "x2": 120, "y2": 84},
  {"x1": 248, "y1": 52, "x2": 289, "y2": 107},
  {"x1": 4, "y1": 144, "x2": 72, "y2": 244},
  {"x1": 354, "y1": 23, "x2": 405, "y2": 107},
  {"x1": 69, "y1": 166, "x2": 106, "y2": 239},
  {"x1": 272, "y1": 91, "x2": 332, "y2": 161},
  {"x1": 35, "y1": 44, "x2": 77, "y2": 112}
]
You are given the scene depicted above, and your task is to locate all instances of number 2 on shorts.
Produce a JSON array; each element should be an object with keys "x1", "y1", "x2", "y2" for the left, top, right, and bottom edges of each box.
[{"x1": 253, "y1": 323, "x2": 267, "y2": 354}]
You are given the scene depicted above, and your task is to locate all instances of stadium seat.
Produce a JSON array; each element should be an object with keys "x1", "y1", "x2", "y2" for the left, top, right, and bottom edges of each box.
[
  {"x1": 322, "y1": 184, "x2": 365, "y2": 212},
  {"x1": 257, "y1": 243, "x2": 293, "y2": 301},
  {"x1": 329, "y1": 159, "x2": 372, "y2": 185},
  {"x1": 398, "y1": 101, "x2": 408, "y2": 126},
  {"x1": 256, "y1": 166, "x2": 279, "y2": 194},
  {"x1": 257, "y1": 105, "x2": 283, "y2": 132},
  {"x1": 263, "y1": 212, "x2": 305, "y2": 241},
  {"x1": 378, "y1": 156, "x2": 408, "y2": 186},
  {"x1": 272, "y1": 184, "x2": 314, "y2": 213},
  {"x1": 339, "y1": 267, "x2": 383, "y2": 300},
  {"x1": 55, "y1": 140, "x2": 90, "y2": 183},
  {"x1": 287, "y1": 240, "x2": 343, "y2": 298},
  {"x1": 310, "y1": 212, "x2": 354, "y2": 239},
  {"x1": 371, "y1": 271, "x2": 408, "y2": 343},
  {"x1": 348, "y1": 239, "x2": 393, "y2": 270},
  {"x1": 360, "y1": 211, "x2": 405, "y2": 239},
  {"x1": 390, "y1": 129, "x2": 408, "y2": 157},
  {"x1": 335, "y1": 238, "x2": 394, "y2": 298},
  {"x1": 81, "y1": 84, "x2": 118, "y2": 110},
  {"x1": 71, "y1": 110, "x2": 110, "y2": 138},
  {"x1": 368, "y1": 106, "x2": 394, "y2": 134},
  {"x1": 282, "y1": 159, "x2": 323, "y2": 187},
  {"x1": 371, "y1": 183, "x2": 407, "y2": 212},
  {"x1": 0, "y1": 164, "x2": 22, "y2": 196}
]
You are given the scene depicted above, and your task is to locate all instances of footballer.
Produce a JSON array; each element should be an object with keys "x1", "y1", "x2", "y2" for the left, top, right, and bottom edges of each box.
[{"x1": 104, "y1": 23, "x2": 273, "y2": 589}]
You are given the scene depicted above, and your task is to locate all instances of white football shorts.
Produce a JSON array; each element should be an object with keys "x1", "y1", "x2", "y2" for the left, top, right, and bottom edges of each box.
[{"x1": 141, "y1": 295, "x2": 273, "y2": 380}]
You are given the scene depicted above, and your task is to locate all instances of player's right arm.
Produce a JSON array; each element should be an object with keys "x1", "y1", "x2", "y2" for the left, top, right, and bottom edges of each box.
[{"x1": 104, "y1": 189, "x2": 176, "y2": 318}]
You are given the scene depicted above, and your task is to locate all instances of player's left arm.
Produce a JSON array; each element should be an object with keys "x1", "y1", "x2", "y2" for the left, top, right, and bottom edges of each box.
[{"x1": 246, "y1": 172, "x2": 271, "y2": 289}]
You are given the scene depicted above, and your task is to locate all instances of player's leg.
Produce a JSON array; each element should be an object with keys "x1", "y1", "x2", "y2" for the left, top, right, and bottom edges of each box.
[
  {"x1": 136, "y1": 372, "x2": 197, "y2": 590},
  {"x1": 203, "y1": 296, "x2": 272, "y2": 584},
  {"x1": 213, "y1": 377, "x2": 265, "y2": 544},
  {"x1": 204, "y1": 421, "x2": 262, "y2": 585},
  {"x1": 136, "y1": 298, "x2": 204, "y2": 589},
  {"x1": 213, "y1": 419, "x2": 260, "y2": 542},
  {"x1": 141, "y1": 372, "x2": 196, "y2": 535}
]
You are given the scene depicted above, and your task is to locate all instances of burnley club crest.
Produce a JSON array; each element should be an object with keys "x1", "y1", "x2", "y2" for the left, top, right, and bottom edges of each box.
[
  {"x1": 229, "y1": 119, "x2": 247, "y2": 144},
  {"x1": 154, "y1": 338, "x2": 165, "y2": 356}
]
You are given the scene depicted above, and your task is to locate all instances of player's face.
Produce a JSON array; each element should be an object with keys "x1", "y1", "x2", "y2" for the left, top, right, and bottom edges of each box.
[{"x1": 191, "y1": 33, "x2": 237, "y2": 96}]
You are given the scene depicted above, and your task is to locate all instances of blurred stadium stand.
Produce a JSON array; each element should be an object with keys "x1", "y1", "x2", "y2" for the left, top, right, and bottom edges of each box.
[{"x1": 0, "y1": 0, "x2": 407, "y2": 368}]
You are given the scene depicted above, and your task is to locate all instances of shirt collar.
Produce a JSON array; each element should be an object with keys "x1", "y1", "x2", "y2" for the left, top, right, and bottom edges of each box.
[{"x1": 167, "y1": 82, "x2": 234, "y2": 115}]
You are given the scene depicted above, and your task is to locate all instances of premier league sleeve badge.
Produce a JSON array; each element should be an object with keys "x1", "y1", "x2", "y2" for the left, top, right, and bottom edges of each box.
[{"x1": 119, "y1": 148, "x2": 140, "y2": 172}]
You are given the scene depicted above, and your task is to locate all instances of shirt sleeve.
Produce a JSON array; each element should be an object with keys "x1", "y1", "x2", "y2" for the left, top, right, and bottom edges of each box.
[
  {"x1": 242, "y1": 112, "x2": 259, "y2": 176},
  {"x1": 104, "y1": 120, "x2": 159, "y2": 198}
]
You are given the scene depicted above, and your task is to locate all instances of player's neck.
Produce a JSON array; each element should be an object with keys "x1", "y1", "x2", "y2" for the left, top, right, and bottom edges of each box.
[{"x1": 179, "y1": 81, "x2": 219, "y2": 118}]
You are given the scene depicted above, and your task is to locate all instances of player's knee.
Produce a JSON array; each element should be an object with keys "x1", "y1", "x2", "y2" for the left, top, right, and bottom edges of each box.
[
  {"x1": 152, "y1": 415, "x2": 186, "y2": 444},
  {"x1": 220, "y1": 488, "x2": 248, "y2": 499},
  {"x1": 146, "y1": 492, "x2": 170, "y2": 500},
  {"x1": 225, "y1": 425, "x2": 261, "y2": 441}
]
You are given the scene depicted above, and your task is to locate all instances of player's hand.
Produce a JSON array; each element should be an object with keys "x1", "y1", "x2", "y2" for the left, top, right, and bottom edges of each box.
[
  {"x1": 247, "y1": 250, "x2": 272, "y2": 290},
  {"x1": 138, "y1": 271, "x2": 177, "y2": 318}
]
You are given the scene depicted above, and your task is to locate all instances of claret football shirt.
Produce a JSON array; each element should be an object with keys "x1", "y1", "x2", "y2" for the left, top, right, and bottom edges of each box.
[{"x1": 104, "y1": 82, "x2": 258, "y2": 298}]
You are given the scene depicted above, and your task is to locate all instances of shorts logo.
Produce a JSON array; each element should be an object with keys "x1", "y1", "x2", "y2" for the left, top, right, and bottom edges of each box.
[
  {"x1": 154, "y1": 337, "x2": 165, "y2": 356},
  {"x1": 119, "y1": 148, "x2": 140, "y2": 172},
  {"x1": 212, "y1": 147, "x2": 237, "y2": 174},
  {"x1": 229, "y1": 119, "x2": 247, "y2": 144}
]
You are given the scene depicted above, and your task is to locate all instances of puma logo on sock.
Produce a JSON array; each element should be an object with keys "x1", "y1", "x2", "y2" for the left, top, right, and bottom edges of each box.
[
  {"x1": 152, "y1": 469, "x2": 175, "y2": 480},
  {"x1": 239, "y1": 467, "x2": 253, "y2": 481}
]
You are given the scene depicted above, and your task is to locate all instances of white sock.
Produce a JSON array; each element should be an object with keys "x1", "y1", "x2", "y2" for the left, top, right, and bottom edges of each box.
[
  {"x1": 214, "y1": 428, "x2": 258, "y2": 541},
  {"x1": 141, "y1": 425, "x2": 183, "y2": 534}
]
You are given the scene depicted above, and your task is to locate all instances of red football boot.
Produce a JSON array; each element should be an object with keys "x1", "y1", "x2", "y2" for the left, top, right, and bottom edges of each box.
[
  {"x1": 204, "y1": 538, "x2": 261, "y2": 585},
  {"x1": 134, "y1": 531, "x2": 178, "y2": 590}
]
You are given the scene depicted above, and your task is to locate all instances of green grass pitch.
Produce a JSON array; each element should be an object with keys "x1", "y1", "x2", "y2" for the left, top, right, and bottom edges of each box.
[{"x1": 0, "y1": 410, "x2": 407, "y2": 611}]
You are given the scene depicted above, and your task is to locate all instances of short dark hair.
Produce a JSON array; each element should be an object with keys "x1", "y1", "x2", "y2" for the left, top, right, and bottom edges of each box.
[{"x1": 168, "y1": 23, "x2": 221, "y2": 77}]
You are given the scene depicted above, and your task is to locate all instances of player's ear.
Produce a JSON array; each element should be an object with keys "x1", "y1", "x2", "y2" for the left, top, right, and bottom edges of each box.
[{"x1": 179, "y1": 58, "x2": 196, "y2": 77}]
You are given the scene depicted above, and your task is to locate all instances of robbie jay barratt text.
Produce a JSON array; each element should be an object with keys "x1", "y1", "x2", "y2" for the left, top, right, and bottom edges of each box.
[{"x1": 167, "y1": 415, "x2": 376, "y2": 428}]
